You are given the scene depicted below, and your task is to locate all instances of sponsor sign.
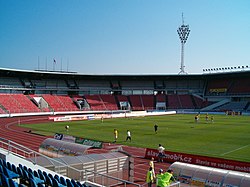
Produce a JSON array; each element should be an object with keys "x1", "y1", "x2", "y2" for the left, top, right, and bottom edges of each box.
[
  {"x1": 75, "y1": 137, "x2": 102, "y2": 148},
  {"x1": 145, "y1": 148, "x2": 250, "y2": 173},
  {"x1": 54, "y1": 133, "x2": 63, "y2": 140},
  {"x1": 54, "y1": 133, "x2": 103, "y2": 148},
  {"x1": 209, "y1": 88, "x2": 227, "y2": 93}
]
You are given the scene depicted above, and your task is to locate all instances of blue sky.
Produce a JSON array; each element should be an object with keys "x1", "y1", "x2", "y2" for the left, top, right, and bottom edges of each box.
[{"x1": 0, "y1": 0, "x2": 250, "y2": 74}]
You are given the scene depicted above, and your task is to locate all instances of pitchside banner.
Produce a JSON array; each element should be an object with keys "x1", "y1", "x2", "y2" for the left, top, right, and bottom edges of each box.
[
  {"x1": 145, "y1": 148, "x2": 250, "y2": 173},
  {"x1": 75, "y1": 137, "x2": 103, "y2": 148},
  {"x1": 54, "y1": 133, "x2": 103, "y2": 148}
]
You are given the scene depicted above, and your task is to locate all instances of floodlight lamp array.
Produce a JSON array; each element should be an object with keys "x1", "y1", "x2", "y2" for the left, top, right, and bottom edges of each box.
[
  {"x1": 203, "y1": 65, "x2": 249, "y2": 73},
  {"x1": 177, "y1": 25, "x2": 190, "y2": 44}
]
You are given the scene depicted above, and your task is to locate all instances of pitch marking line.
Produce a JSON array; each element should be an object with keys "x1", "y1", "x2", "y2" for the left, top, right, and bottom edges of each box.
[{"x1": 220, "y1": 144, "x2": 249, "y2": 156}]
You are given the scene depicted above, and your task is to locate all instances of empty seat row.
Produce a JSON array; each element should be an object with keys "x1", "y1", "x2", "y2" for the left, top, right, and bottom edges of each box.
[{"x1": 0, "y1": 158, "x2": 88, "y2": 187}]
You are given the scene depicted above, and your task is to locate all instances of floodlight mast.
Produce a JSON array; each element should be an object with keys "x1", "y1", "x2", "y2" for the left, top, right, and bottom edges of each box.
[{"x1": 177, "y1": 14, "x2": 190, "y2": 74}]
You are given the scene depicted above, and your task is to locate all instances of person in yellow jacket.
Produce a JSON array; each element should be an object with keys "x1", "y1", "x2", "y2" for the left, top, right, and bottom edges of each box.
[
  {"x1": 113, "y1": 129, "x2": 118, "y2": 143},
  {"x1": 156, "y1": 169, "x2": 164, "y2": 187},
  {"x1": 161, "y1": 169, "x2": 175, "y2": 187},
  {"x1": 146, "y1": 167, "x2": 154, "y2": 187},
  {"x1": 149, "y1": 157, "x2": 156, "y2": 179}
]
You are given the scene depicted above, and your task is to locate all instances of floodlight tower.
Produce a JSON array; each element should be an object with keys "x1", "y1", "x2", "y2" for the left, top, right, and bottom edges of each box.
[{"x1": 177, "y1": 14, "x2": 190, "y2": 74}]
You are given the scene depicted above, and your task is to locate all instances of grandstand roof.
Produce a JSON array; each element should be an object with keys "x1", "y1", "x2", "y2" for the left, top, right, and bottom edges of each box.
[{"x1": 0, "y1": 67, "x2": 250, "y2": 81}]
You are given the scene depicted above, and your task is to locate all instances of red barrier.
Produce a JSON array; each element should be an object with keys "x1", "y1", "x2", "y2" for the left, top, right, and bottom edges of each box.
[{"x1": 145, "y1": 148, "x2": 250, "y2": 173}]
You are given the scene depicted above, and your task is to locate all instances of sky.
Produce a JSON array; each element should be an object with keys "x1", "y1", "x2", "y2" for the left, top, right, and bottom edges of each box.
[{"x1": 0, "y1": 0, "x2": 250, "y2": 75}]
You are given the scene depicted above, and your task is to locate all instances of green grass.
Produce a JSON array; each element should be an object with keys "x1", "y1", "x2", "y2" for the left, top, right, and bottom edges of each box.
[{"x1": 20, "y1": 114, "x2": 250, "y2": 162}]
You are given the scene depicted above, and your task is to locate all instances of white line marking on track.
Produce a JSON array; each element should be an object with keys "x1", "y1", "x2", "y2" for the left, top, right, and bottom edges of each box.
[{"x1": 220, "y1": 144, "x2": 249, "y2": 156}]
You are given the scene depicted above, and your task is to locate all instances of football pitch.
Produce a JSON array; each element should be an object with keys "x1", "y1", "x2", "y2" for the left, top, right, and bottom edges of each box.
[{"x1": 21, "y1": 114, "x2": 250, "y2": 162}]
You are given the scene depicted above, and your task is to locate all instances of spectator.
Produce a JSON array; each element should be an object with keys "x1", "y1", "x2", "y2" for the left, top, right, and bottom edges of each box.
[
  {"x1": 126, "y1": 130, "x2": 131, "y2": 142},
  {"x1": 146, "y1": 167, "x2": 154, "y2": 187},
  {"x1": 161, "y1": 169, "x2": 175, "y2": 187},
  {"x1": 158, "y1": 144, "x2": 165, "y2": 162},
  {"x1": 156, "y1": 169, "x2": 164, "y2": 187},
  {"x1": 149, "y1": 157, "x2": 156, "y2": 179}
]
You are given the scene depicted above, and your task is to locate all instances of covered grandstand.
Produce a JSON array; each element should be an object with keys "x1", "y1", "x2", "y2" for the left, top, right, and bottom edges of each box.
[
  {"x1": 0, "y1": 68, "x2": 250, "y2": 115},
  {"x1": 0, "y1": 67, "x2": 250, "y2": 187}
]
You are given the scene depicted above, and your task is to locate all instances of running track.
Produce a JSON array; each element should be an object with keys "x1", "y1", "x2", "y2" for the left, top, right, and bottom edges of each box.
[{"x1": 0, "y1": 116, "x2": 171, "y2": 185}]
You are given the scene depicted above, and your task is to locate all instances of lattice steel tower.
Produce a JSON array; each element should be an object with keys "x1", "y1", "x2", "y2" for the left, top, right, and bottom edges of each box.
[{"x1": 177, "y1": 14, "x2": 190, "y2": 74}]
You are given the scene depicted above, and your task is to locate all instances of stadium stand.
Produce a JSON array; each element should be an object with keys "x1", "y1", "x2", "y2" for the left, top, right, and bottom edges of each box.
[
  {"x1": 1, "y1": 68, "x2": 250, "y2": 187},
  {"x1": 41, "y1": 94, "x2": 79, "y2": 112},
  {"x1": 99, "y1": 94, "x2": 118, "y2": 110},
  {"x1": 178, "y1": 94, "x2": 195, "y2": 109},
  {"x1": 215, "y1": 101, "x2": 249, "y2": 112},
  {"x1": 0, "y1": 94, "x2": 40, "y2": 113},
  {"x1": 156, "y1": 94, "x2": 166, "y2": 102},
  {"x1": 128, "y1": 95, "x2": 144, "y2": 111},
  {"x1": 167, "y1": 95, "x2": 181, "y2": 109},
  {"x1": 84, "y1": 94, "x2": 106, "y2": 110},
  {"x1": 229, "y1": 78, "x2": 250, "y2": 94},
  {"x1": 140, "y1": 95, "x2": 155, "y2": 110}
]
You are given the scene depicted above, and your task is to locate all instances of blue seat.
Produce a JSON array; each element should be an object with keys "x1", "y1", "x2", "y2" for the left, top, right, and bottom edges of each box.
[
  {"x1": 16, "y1": 167, "x2": 23, "y2": 177},
  {"x1": 48, "y1": 173, "x2": 53, "y2": 180},
  {"x1": 29, "y1": 178, "x2": 38, "y2": 187},
  {"x1": 60, "y1": 176, "x2": 67, "y2": 185},
  {"x1": 52, "y1": 177, "x2": 67, "y2": 187},
  {"x1": 37, "y1": 171, "x2": 45, "y2": 181},
  {"x1": 54, "y1": 174, "x2": 60, "y2": 182},
  {"x1": 37, "y1": 169, "x2": 43, "y2": 175},
  {"x1": 33, "y1": 170, "x2": 39, "y2": 177},
  {"x1": 18, "y1": 164, "x2": 23, "y2": 170},
  {"x1": 66, "y1": 178, "x2": 74, "y2": 187},
  {"x1": 77, "y1": 181, "x2": 83, "y2": 187},
  {"x1": 8, "y1": 178, "x2": 19, "y2": 187},
  {"x1": 0, "y1": 165, "x2": 3, "y2": 174},
  {"x1": 0, "y1": 173, "x2": 10, "y2": 187},
  {"x1": 28, "y1": 168, "x2": 33, "y2": 174},
  {"x1": 22, "y1": 169, "x2": 29, "y2": 180},
  {"x1": 23, "y1": 166, "x2": 28, "y2": 171},
  {"x1": 43, "y1": 173, "x2": 53, "y2": 186},
  {"x1": 28, "y1": 172, "x2": 44, "y2": 185},
  {"x1": 11, "y1": 164, "x2": 17, "y2": 174},
  {"x1": 2, "y1": 166, "x2": 19, "y2": 179},
  {"x1": 7, "y1": 162, "x2": 12, "y2": 171},
  {"x1": 71, "y1": 179, "x2": 80, "y2": 187},
  {"x1": 1, "y1": 159, "x2": 7, "y2": 168}
]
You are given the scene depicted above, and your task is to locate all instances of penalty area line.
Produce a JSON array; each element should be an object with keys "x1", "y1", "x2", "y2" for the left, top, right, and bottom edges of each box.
[{"x1": 220, "y1": 144, "x2": 249, "y2": 156}]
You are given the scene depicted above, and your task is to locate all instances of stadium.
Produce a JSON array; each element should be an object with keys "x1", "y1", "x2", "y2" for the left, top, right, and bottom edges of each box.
[{"x1": 0, "y1": 66, "x2": 250, "y2": 187}]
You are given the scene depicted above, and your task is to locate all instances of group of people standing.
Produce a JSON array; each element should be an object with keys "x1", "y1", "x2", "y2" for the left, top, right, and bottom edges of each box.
[
  {"x1": 146, "y1": 159, "x2": 175, "y2": 187},
  {"x1": 113, "y1": 129, "x2": 131, "y2": 143},
  {"x1": 195, "y1": 113, "x2": 214, "y2": 123},
  {"x1": 146, "y1": 143, "x2": 172, "y2": 187},
  {"x1": 113, "y1": 123, "x2": 159, "y2": 143}
]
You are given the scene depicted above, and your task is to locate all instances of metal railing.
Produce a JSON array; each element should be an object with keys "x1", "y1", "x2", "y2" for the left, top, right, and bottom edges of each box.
[{"x1": 0, "y1": 137, "x2": 142, "y2": 187}]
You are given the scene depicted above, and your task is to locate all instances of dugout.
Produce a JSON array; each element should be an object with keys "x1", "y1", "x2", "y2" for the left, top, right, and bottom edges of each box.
[
  {"x1": 169, "y1": 162, "x2": 250, "y2": 187},
  {"x1": 39, "y1": 138, "x2": 92, "y2": 157},
  {"x1": 29, "y1": 151, "x2": 134, "y2": 185}
]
